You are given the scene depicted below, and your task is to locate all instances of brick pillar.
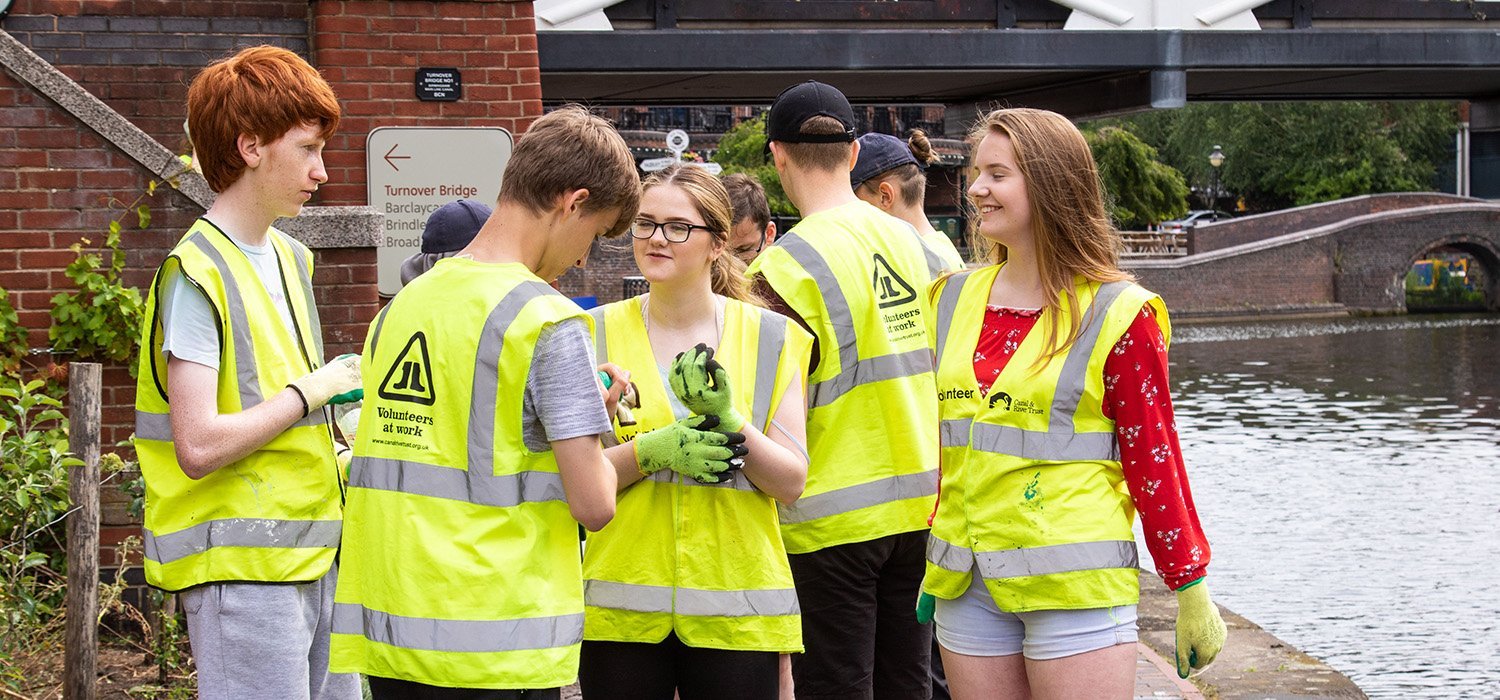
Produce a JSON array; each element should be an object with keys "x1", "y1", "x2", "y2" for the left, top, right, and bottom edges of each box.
[{"x1": 311, "y1": 0, "x2": 544, "y2": 206}]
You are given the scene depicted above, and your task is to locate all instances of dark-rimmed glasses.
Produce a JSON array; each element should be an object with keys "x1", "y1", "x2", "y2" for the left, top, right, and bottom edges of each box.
[{"x1": 631, "y1": 218, "x2": 715, "y2": 243}]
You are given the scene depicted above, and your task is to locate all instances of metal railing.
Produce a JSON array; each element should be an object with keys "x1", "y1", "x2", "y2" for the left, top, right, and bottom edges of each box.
[{"x1": 1119, "y1": 231, "x2": 1188, "y2": 258}]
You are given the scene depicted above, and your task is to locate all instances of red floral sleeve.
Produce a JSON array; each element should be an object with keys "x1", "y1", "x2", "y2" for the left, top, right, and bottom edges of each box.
[{"x1": 1103, "y1": 305, "x2": 1210, "y2": 590}]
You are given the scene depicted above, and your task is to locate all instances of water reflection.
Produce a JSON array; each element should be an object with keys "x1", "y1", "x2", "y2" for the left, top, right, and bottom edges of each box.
[{"x1": 1135, "y1": 314, "x2": 1500, "y2": 698}]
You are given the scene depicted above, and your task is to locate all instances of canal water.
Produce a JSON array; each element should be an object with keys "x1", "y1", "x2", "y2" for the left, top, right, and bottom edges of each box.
[{"x1": 1134, "y1": 314, "x2": 1500, "y2": 698}]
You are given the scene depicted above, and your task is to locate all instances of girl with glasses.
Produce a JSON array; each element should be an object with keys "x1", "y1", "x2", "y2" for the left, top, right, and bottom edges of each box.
[{"x1": 581, "y1": 164, "x2": 813, "y2": 700}]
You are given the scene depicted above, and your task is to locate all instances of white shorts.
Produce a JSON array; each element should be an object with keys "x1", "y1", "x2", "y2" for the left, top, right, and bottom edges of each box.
[{"x1": 933, "y1": 568, "x2": 1138, "y2": 661}]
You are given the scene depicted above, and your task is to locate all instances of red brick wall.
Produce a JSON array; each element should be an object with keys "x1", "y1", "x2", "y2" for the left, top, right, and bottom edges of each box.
[
  {"x1": 1191, "y1": 192, "x2": 1476, "y2": 254},
  {"x1": 311, "y1": 0, "x2": 544, "y2": 205},
  {"x1": 5, "y1": 0, "x2": 310, "y2": 158}
]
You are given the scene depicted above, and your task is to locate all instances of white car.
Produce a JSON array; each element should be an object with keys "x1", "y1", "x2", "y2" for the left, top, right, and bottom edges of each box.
[{"x1": 1161, "y1": 210, "x2": 1233, "y2": 232}]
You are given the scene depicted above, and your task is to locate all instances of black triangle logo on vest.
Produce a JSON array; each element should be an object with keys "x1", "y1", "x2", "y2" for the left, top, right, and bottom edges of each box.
[
  {"x1": 872, "y1": 253, "x2": 917, "y2": 309},
  {"x1": 378, "y1": 332, "x2": 436, "y2": 406}
]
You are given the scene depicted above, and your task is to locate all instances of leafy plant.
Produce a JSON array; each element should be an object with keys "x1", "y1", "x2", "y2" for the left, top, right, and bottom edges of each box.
[
  {"x1": 0, "y1": 288, "x2": 29, "y2": 374},
  {"x1": 714, "y1": 115, "x2": 798, "y2": 216},
  {"x1": 0, "y1": 374, "x2": 78, "y2": 685},
  {"x1": 48, "y1": 215, "x2": 146, "y2": 365}
]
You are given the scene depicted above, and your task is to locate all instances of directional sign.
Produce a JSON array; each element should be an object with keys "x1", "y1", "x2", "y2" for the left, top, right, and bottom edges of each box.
[
  {"x1": 696, "y1": 162, "x2": 723, "y2": 175},
  {"x1": 367, "y1": 127, "x2": 513, "y2": 296},
  {"x1": 640, "y1": 157, "x2": 678, "y2": 172}
]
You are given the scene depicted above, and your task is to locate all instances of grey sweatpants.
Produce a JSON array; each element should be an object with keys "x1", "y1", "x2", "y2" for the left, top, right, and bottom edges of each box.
[{"x1": 180, "y1": 564, "x2": 360, "y2": 700}]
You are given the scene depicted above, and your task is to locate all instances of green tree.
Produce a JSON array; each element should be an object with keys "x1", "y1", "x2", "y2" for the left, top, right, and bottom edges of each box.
[
  {"x1": 1084, "y1": 126, "x2": 1188, "y2": 229},
  {"x1": 713, "y1": 116, "x2": 797, "y2": 216},
  {"x1": 1098, "y1": 102, "x2": 1459, "y2": 210}
]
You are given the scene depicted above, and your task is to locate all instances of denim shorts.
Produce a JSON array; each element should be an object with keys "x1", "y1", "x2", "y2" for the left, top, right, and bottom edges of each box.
[{"x1": 933, "y1": 568, "x2": 1138, "y2": 660}]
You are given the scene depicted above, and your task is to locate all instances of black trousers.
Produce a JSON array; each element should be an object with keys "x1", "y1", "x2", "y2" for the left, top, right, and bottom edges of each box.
[
  {"x1": 578, "y1": 632, "x2": 780, "y2": 700},
  {"x1": 367, "y1": 676, "x2": 562, "y2": 700},
  {"x1": 788, "y1": 530, "x2": 932, "y2": 700}
]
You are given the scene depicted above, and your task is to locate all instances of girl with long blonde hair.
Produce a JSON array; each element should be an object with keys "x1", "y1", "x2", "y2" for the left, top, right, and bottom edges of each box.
[{"x1": 919, "y1": 109, "x2": 1225, "y2": 699}]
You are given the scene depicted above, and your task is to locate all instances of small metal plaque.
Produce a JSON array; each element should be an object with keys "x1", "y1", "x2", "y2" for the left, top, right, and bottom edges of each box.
[{"x1": 415, "y1": 68, "x2": 461, "y2": 102}]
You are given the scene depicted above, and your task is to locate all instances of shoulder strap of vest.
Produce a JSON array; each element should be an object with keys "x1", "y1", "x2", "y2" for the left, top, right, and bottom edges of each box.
[
  {"x1": 587, "y1": 305, "x2": 609, "y2": 363},
  {"x1": 933, "y1": 269, "x2": 979, "y2": 367},
  {"x1": 270, "y1": 229, "x2": 325, "y2": 364},
  {"x1": 1048, "y1": 280, "x2": 1133, "y2": 433}
]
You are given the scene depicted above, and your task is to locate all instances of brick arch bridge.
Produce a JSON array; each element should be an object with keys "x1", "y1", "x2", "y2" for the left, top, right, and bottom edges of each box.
[{"x1": 1126, "y1": 201, "x2": 1500, "y2": 318}]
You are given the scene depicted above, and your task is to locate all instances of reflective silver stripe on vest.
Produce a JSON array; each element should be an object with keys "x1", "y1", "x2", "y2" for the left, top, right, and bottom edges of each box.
[
  {"x1": 186, "y1": 233, "x2": 263, "y2": 409},
  {"x1": 142, "y1": 517, "x2": 340, "y2": 565},
  {"x1": 809, "y1": 348, "x2": 932, "y2": 409},
  {"x1": 750, "y1": 308, "x2": 785, "y2": 430},
  {"x1": 645, "y1": 466, "x2": 759, "y2": 493},
  {"x1": 1049, "y1": 281, "x2": 1130, "y2": 432},
  {"x1": 939, "y1": 418, "x2": 971, "y2": 449},
  {"x1": 368, "y1": 305, "x2": 390, "y2": 359},
  {"x1": 135, "y1": 410, "x2": 173, "y2": 442},
  {"x1": 351, "y1": 455, "x2": 566, "y2": 507},
  {"x1": 585, "y1": 579, "x2": 800, "y2": 617},
  {"x1": 282, "y1": 232, "x2": 325, "y2": 364},
  {"x1": 778, "y1": 234, "x2": 933, "y2": 410},
  {"x1": 919, "y1": 239, "x2": 947, "y2": 279},
  {"x1": 933, "y1": 270, "x2": 976, "y2": 367},
  {"x1": 778, "y1": 471, "x2": 936, "y2": 525},
  {"x1": 926, "y1": 534, "x2": 975, "y2": 574},
  {"x1": 955, "y1": 281, "x2": 1132, "y2": 463},
  {"x1": 588, "y1": 306, "x2": 608, "y2": 362},
  {"x1": 332, "y1": 602, "x2": 583, "y2": 653},
  {"x1": 470, "y1": 281, "x2": 559, "y2": 471},
  {"x1": 969, "y1": 421, "x2": 1118, "y2": 462},
  {"x1": 656, "y1": 365, "x2": 692, "y2": 420},
  {"x1": 975, "y1": 540, "x2": 1139, "y2": 580}
]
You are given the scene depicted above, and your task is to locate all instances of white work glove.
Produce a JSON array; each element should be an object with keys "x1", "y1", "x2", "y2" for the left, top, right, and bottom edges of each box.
[{"x1": 288, "y1": 354, "x2": 362, "y2": 416}]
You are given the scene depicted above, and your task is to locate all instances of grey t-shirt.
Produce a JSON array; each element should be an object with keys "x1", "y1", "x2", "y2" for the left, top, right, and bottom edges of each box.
[{"x1": 521, "y1": 317, "x2": 613, "y2": 452}]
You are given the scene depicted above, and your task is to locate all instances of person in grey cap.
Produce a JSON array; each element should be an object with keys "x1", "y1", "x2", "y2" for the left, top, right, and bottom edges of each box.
[
  {"x1": 852, "y1": 131, "x2": 966, "y2": 273},
  {"x1": 398, "y1": 198, "x2": 492, "y2": 286}
]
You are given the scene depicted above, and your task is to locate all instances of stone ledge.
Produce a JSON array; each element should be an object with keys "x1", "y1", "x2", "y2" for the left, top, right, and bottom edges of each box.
[{"x1": 275, "y1": 206, "x2": 383, "y2": 249}]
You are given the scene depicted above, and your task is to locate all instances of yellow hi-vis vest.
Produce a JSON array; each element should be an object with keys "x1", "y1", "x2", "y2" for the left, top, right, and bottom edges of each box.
[
  {"x1": 582, "y1": 295, "x2": 813, "y2": 653},
  {"x1": 329, "y1": 259, "x2": 591, "y2": 690},
  {"x1": 134, "y1": 218, "x2": 340, "y2": 592},
  {"x1": 921, "y1": 265, "x2": 1169, "y2": 612},
  {"x1": 747, "y1": 200, "x2": 940, "y2": 554}
]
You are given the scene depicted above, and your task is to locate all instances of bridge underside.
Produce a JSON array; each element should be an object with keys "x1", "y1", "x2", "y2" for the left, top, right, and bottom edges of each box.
[{"x1": 540, "y1": 30, "x2": 1500, "y2": 116}]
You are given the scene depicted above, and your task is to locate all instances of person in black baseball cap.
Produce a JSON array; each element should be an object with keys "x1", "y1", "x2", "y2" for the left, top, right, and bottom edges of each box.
[
  {"x1": 398, "y1": 198, "x2": 492, "y2": 286},
  {"x1": 748, "y1": 80, "x2": 942, "y2": 700}
]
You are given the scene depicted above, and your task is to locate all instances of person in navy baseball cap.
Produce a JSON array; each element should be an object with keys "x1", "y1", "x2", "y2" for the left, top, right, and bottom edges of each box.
[{"x1": 398, "y1": 198, "x2": 492, "y2": 286}]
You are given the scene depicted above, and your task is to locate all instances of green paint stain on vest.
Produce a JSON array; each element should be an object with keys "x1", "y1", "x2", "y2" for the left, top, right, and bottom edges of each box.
[{"x1": 1023, "y1": 472, "x2": 1044, "y2": 510}]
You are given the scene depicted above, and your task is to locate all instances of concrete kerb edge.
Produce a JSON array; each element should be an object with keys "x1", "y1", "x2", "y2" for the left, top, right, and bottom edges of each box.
[{"x1": 1137, "y1": 641, "x2": 1207, "y2": 700}]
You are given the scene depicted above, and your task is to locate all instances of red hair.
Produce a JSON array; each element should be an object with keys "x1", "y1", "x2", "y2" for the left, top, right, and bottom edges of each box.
[{"x1": 186, "y1": 45, "x2": 341, "y2": 192}]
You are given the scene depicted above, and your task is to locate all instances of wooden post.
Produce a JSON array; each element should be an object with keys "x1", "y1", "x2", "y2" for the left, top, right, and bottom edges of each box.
[{"x1": 64, "y1": 362, "x2": 101, "y2": 700}]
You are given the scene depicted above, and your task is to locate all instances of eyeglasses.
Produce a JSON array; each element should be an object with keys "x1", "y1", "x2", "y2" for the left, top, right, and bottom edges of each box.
[{"x1": 631, "y1": 218, "x2": 715, "y2": 243}]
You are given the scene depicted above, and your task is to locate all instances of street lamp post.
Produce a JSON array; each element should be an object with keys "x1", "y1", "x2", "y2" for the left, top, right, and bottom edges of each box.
[{"x1": 1208, "y1": 144, "x2": 1225, "y2": 209}]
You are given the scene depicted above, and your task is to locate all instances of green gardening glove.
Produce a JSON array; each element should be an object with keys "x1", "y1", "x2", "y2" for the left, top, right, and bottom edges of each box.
[
  {"x1": 668, "y1": 343, "x2": 745, "y2": 432},
  {"x1": 1174, "y1": 579, "x2": 1227, "y2": 678},
  {"x1": 916, "y1": 592, "x2": 936, "y2": 625},
  {"x1": 633, "y1": 414, "x2": 748, "y2": 483}
]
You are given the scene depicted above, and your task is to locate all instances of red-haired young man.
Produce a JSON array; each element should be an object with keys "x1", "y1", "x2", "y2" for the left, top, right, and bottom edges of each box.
[{"x1": 133, "y1": 45, "x2": 361, "y2": 700}]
